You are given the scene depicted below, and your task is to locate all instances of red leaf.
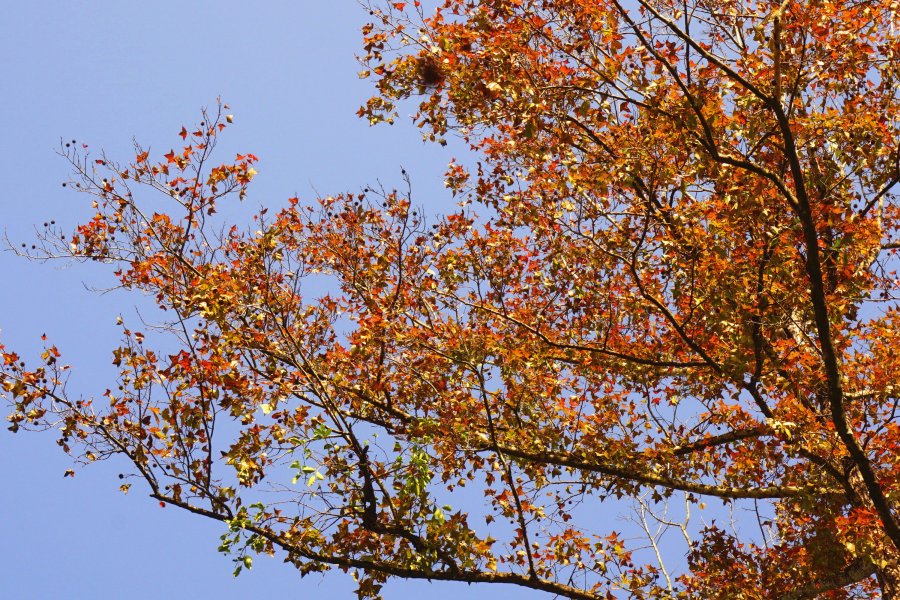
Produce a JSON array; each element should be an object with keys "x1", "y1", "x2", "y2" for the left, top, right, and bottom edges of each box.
[
  {"x1": 393, "y1": 2, "x2": 407, "y2": 10},
  {"x1": 179, "y1": 126, "x2": 188, "y2": 140},
  {"x1": 159, "y1": 502, "x2": 166, "y2": 508}
]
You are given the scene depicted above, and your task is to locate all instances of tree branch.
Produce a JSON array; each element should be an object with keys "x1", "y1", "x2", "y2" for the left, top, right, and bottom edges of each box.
[{"x1": 776, "y1": 560, "x2": 875, "y2": 600}]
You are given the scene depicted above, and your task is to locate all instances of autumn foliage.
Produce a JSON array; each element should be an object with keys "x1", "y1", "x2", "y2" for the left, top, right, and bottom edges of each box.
[{"x1": 8, "y1": 0, "x2": 900, "y2": 597}]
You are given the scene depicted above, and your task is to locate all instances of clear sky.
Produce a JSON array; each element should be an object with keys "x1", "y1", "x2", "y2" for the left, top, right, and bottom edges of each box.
[{"x1": 0, "y1": 1, "x2": 551, "y2": 598}]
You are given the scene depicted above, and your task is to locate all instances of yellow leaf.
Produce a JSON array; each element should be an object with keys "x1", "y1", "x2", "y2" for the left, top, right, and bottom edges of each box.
[
  {"x1": 226, "y1": 115, "x2": 234, "y2": 123},
  {"x1": 119, "y1": 483, "x2": 131, "y2": 494}
]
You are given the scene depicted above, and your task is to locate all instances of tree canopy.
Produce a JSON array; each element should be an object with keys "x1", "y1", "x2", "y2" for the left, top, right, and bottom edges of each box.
[{"x1": 6, "y1": 0, "x2": 900, "y2": 597}]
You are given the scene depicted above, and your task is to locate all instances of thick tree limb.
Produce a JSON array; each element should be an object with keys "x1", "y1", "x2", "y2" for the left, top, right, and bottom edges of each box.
[
  {"x1": 671, "y1": 428, "x2": 763, "y2": 456},
  {"x1": 475, "y1": 439, "x2": 842, "y2": 500},
  {"x1": 776, "y1": 560, "x2": 875, "y2": 600},
  {"x1": 150, "y1": 492, "x2": 606, "y2": 600}
]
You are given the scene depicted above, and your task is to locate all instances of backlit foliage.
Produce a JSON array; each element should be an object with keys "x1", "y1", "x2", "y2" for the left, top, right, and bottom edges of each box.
[{"x1": 7, "y1": 0, "x2": 900, "y2": 597}]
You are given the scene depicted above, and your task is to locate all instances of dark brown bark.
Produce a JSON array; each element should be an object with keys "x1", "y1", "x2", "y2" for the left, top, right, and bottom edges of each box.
[{"x1": 877, "y1": 564, "x2": 900, "y2": 600}]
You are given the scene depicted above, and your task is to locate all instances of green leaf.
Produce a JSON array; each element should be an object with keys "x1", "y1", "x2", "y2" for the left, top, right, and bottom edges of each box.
[{"x1": 312, "y1": 424, "x2": 332, "y2": 440}]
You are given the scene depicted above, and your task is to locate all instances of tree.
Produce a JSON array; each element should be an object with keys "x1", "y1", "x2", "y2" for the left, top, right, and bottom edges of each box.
[{"x1": 5, "y1": 0, "x2": 900, "y2": 597}]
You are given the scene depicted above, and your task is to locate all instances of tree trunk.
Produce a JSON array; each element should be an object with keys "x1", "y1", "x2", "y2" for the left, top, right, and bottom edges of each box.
[{"x1": 878, "y1": 564, "x2": 900, "y2": 599}]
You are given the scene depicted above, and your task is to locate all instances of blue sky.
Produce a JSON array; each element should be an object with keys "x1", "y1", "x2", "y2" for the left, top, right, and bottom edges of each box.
[{"x1": 0, "y1": 1, "x2": 541, "y2": 598}]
